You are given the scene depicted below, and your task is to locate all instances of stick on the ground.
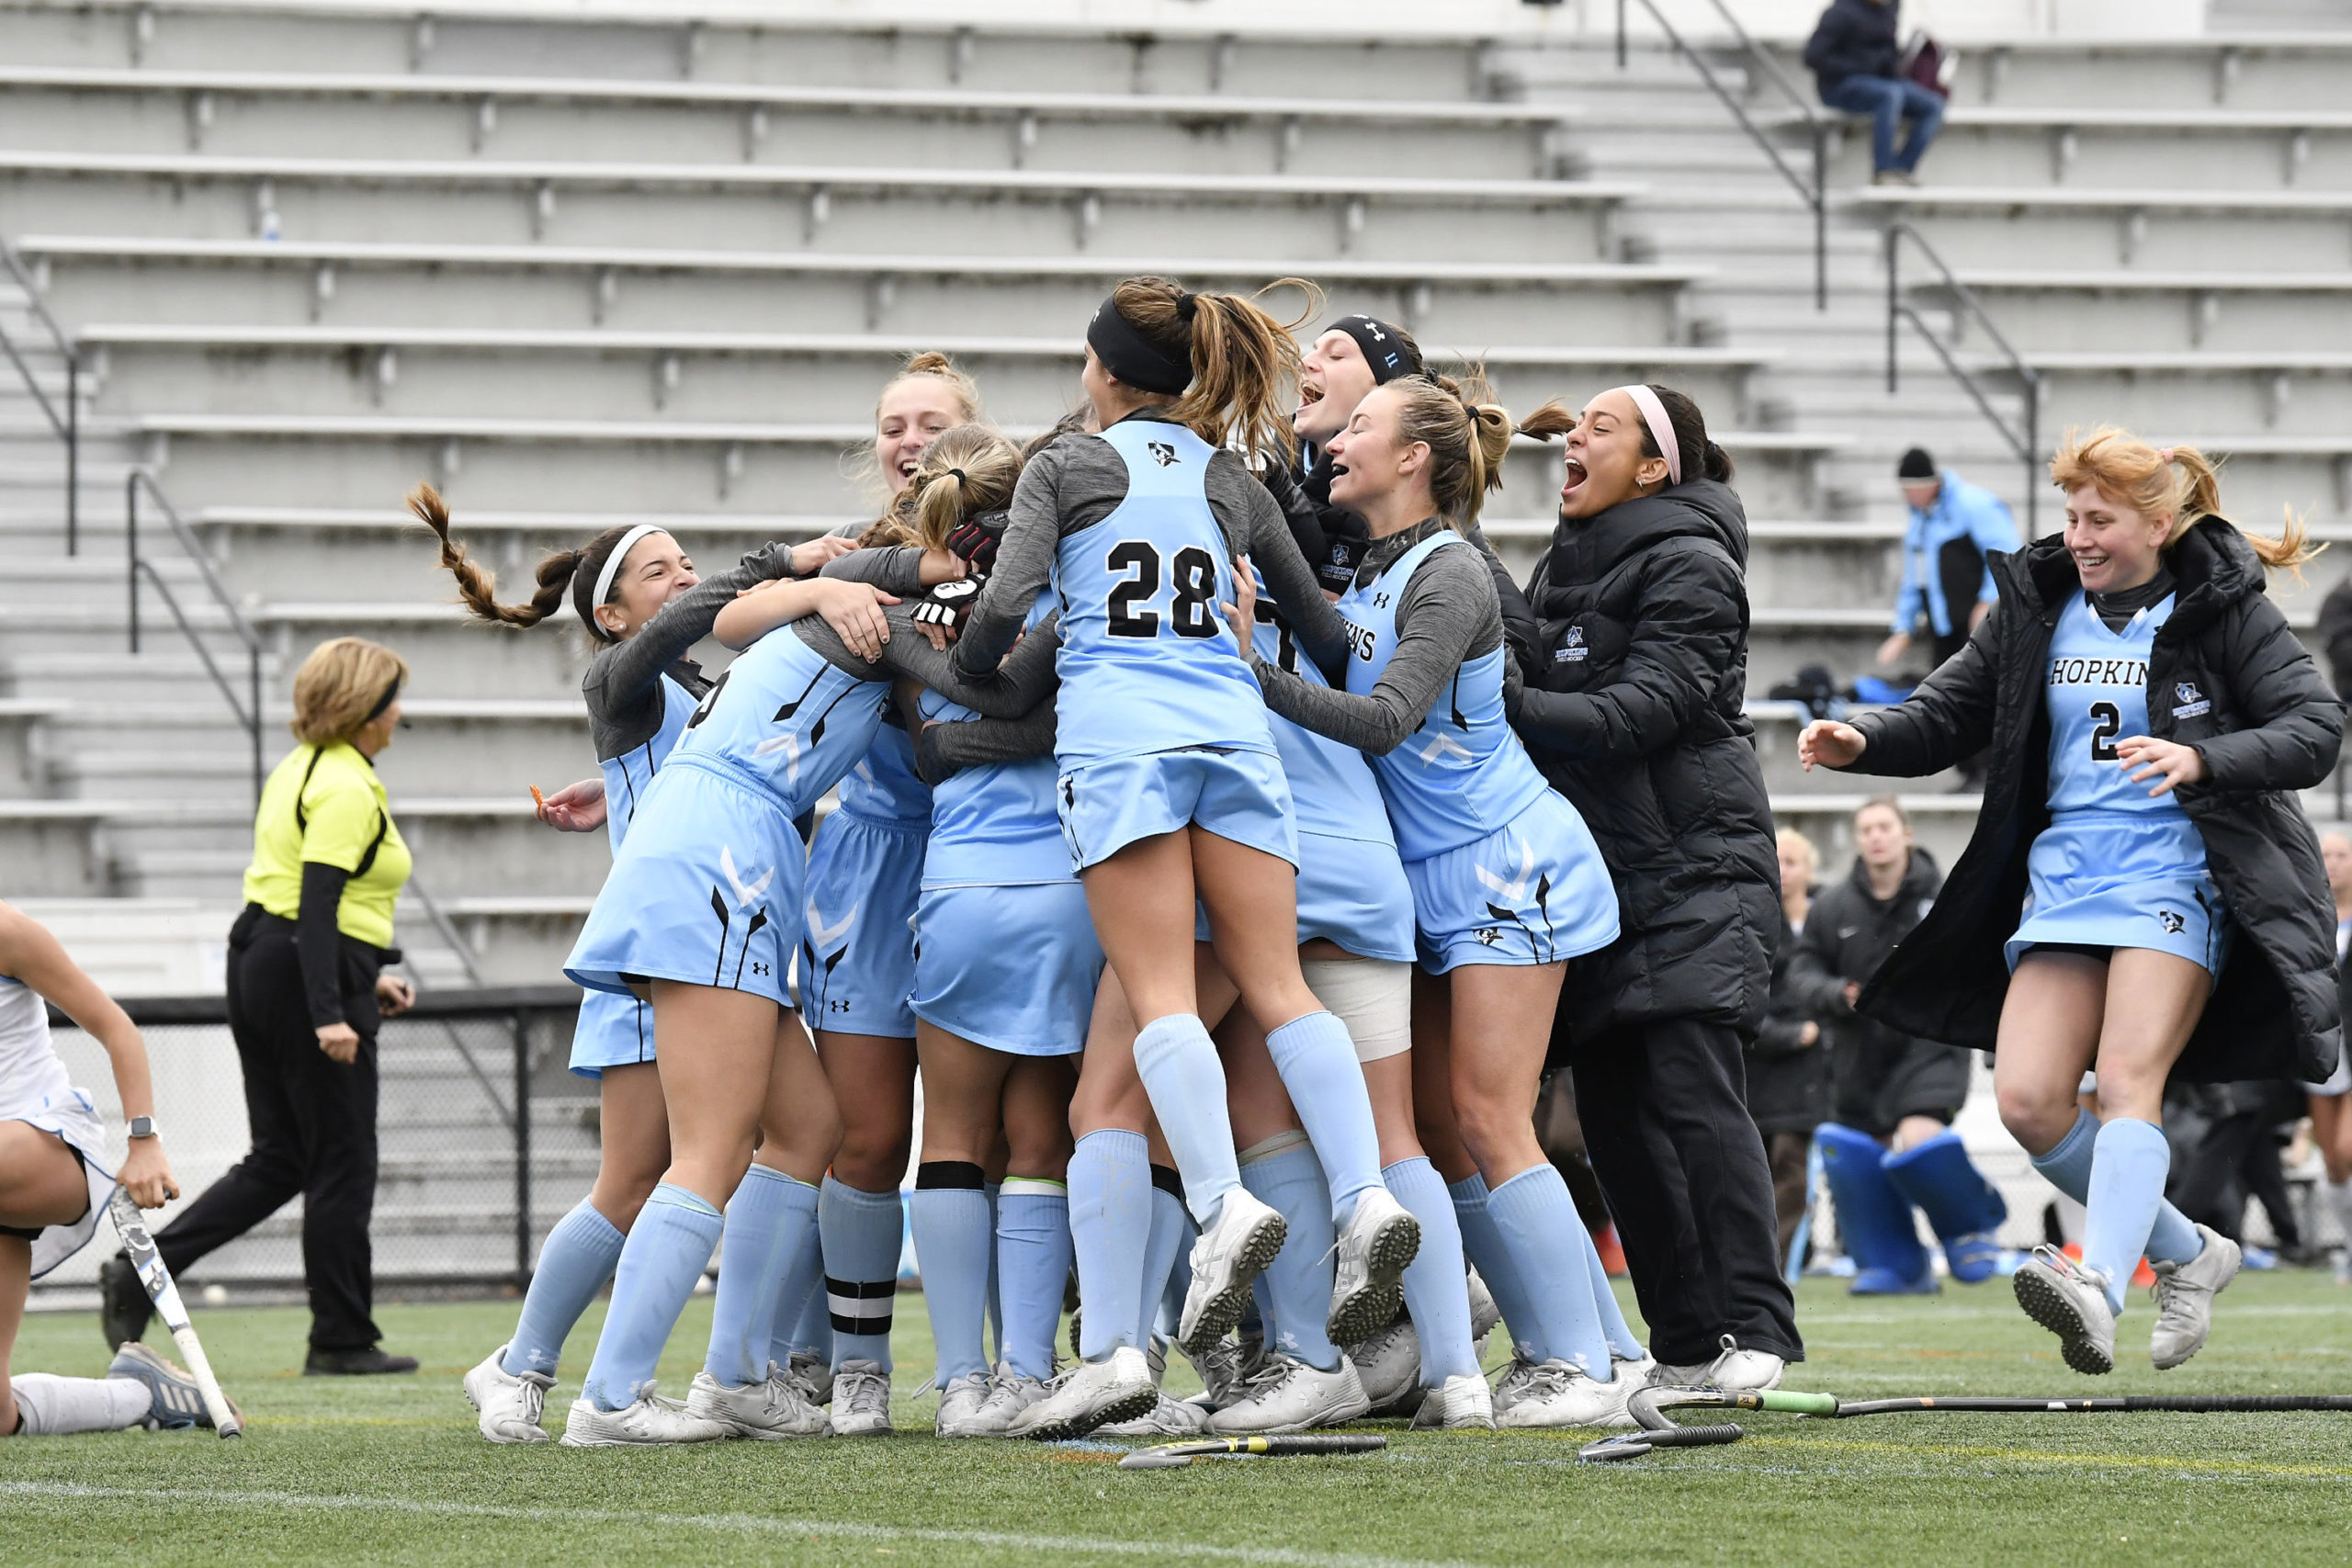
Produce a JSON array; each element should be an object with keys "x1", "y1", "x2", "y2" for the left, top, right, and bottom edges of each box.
[{"x1": 107, "y1": 1187, "x2": 242, "y2": 1438}]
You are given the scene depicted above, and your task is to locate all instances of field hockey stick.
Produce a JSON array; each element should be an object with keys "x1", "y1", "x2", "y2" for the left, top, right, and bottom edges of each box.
[
  {"x1": 1579, "y1": 1386, "x2": 2352, "y2": 1463},
  {"x1": 1119, "y1": 1433, "x2": 1386, "y2": 1470},
  {"x1": 107, "y1": 1187, "x2": 243, "y2": 1438}
]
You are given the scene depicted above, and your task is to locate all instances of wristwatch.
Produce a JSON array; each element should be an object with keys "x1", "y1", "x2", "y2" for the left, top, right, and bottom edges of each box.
[{"x1": 126, "y1": 1116, "x2": 158, "y2": 1140}]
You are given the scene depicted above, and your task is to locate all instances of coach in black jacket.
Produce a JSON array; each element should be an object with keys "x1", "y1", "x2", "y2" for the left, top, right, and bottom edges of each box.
[
  {"x1": 1513, "y1": 395, "x2": 1799, "y2": 1378},
  {"x1": 1835, "y1": 520, "x2": 2343, "y2": 1086}
]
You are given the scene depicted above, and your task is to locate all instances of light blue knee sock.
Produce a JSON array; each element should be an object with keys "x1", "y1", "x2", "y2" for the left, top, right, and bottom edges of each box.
[
  {"x1": 2082, "y1": 1118, "x2": 2179, "y2": 1315},
  {"x1": 996, "y1": 1178, "x2": 1071, "y2": 1382},
  {"x1": 503, "y1": 1197, "x2": 626, "y2": 1379},
  {"x1": 1140, "y1": 1169, "x2": 1191, "y2": 1350},
  {"x1": 1449, "y1": 1171, "x2": 1544, "y2": 1363},
  {"x1": 2030, "y1": 1108, "x2": 2202, "y2": 1269},
  {"x1": 1069, "y1": 1129, "x2": 1150, "y2": 1361},
  {"x1": 769, "y1": 1257, "x2": 830, "y2": 1371},
  {"x1": 1131, "y1": 1014, "x2": 1243, "y2": 1226},
  {"x1": 705, "y1": 1164, "x2": 820, "y2": 1389},
  {"x1": 1238, "y1": 1136, "x2": 1341, "y2": 1372},
  {"x1": 1575, "y1": 1222, "x2": 1644, "y2": 1362},
  {"x1": 1382, "y1": 1156, "x2": 1479, "y2": 1383},
  {"x1": 1487, "y1": 1166, "x2": 1612, "y2": 1375},
  {"x1": 581, "y1": 1183, "x2": 724, "y2": 1412},
  {"x1": 910, "y1": 1163, "x2": 993, "y2": 1388},
  {"x1": 1263, "y1": 1011, "x2": 1386, "y2": 1223},
  {"x1": 984, "y1": 1180, "x2": 1004, "y2": 1367},
  {"x1": 820, "y1": 1176, "x2": 905, "y2": 1371}
]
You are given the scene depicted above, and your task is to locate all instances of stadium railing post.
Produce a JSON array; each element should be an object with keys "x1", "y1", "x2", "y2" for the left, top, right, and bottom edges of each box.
[{"x1": 513, "y1": 1005, "x2": 533, "y2": 1290}]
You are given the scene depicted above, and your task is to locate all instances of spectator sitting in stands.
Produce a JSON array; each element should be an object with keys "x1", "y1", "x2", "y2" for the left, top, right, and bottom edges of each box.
[
  {"x1": 1747, "y1": 829, "x2": 1832, "y2": 1266},
  {"x1": 1804, "y1": 0, "x2": 1943, "y2": 187}
]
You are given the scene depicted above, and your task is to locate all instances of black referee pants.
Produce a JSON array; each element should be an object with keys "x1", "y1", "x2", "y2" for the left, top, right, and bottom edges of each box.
[
  {"x1": 155, "y1": 918, "x2": 383, "y2": 1352},
  {"x1": 1571, "y1": 1016, "x2": 1803, "y2": 1368}
]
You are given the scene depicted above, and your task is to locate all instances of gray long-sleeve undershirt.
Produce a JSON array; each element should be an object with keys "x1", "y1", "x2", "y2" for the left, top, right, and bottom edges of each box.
[
  {"x1": 790, "y1": 603, "x2": 1060, "y2": 720},
  {"x1": 1246, "y1": 518, "x2": 1504, "y2": 756},
  {"x1": 582, "y1": 541, "x2": 797, "y2": 763},
  {"x1": 912, "y1": 696, "x2": 1061, "y2": 786},
  {"x1": 953, "y1": 419, "x2": 1345, "y2": 682}
]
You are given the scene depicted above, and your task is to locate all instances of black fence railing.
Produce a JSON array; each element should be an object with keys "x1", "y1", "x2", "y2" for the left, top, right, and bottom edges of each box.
[
  {"x1": 0, "y1": 237, "x2": 79, "y2": 552},
  {"x1": 1617, "y1": 0, "x2": 1829, "y2": 310},
  {"x1": 1885, "y1": 220, "x2": 2044, "y2": 536},
  {"x1": 125, "y1": 468, "x2": 266, "y2": 803},
  {"x1": 51, "y1": 986, "x2": 585, "y2": 1292}
]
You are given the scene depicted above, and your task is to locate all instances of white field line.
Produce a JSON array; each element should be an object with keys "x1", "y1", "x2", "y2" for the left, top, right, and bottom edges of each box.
[{"x1": 0, "y1": 1481, "x2": 1493, "y2": 1568}]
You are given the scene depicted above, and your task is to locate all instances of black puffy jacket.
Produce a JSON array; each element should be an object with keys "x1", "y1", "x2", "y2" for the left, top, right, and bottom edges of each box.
[
  {"x1": 1803, "y1": 0, "x2": 1902, "y2": 95},
  {"x1": 1841, "y1": 520, "x2": 2345, "y2": 1084},
  {"x1": 1514, "y1": 479, "x2": 1782, "y2": 1041},
  {"x1": 1788, "y1": 847, "x2": 1942, "y2": 1064},
  {"x1": 1747, "y1": 904, "x2": 1832, "y2": 1136}
]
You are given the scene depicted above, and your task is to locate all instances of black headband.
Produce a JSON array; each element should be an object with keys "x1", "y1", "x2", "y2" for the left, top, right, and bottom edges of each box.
[
  {"x1": 1329, "y1": 314, "x2": 1420, "y2": 385},
  {"x1": 364, "y1": 676, "x2": 402, "y2": 725},
  {"x1": 1087, "y1": 294, "x2": 1193, "y2": 396}
]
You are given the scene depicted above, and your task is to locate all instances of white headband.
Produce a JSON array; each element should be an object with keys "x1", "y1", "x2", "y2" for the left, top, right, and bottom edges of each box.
[
  {"x1": 589, "y1": 523, "x2": 665, "y2": 639},
  {"x1": 1607, "y1": 384, "x2": 1682, "y2": 488}
]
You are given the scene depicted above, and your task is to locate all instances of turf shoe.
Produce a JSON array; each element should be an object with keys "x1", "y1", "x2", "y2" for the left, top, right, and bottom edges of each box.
[
  {"x1": 2012, "y1": 1246, "x2": 2118, "y2": 1374},
  {"x1": 1494, "y1": 1359, "x2": 1634, "y2": 1428},
  {"x1": 1489, "y1": 1351, "x2": 1541, "y2": 1417},
  {"x1": 1205, "y1": 1353, "x2": 1371, "y2": 1435},
  {"x1": 462, "y1": 1345, "x2": 552, "y2": 1443},
  {"x1": 830, "y1": 1359, "x2": 893, "y2": 1436},
  {"x1": 97, "y1": 1256, "x2": 153, "y2": 1351},
  {"x1": 1653, "y1": 1336, "x2": 1781, "y2": 1393},
  {"x1": 2149, "y1": 1224, "x2": 2242, "y2": 1371},
  {"x1": 1182, "y1": 1332, "x2": 1261, "y2": 1413},
  {"x1": 783, "y1": 1349, "x2": 832, "y2": 1406},
  {"x1": 559, "y1": 1390, "x2": 732, "y2": 1446},
  {"x1": 107, "y1": 1342, "x2": 227, "y2": 1430},
  {"x1": 1328, "y1": 1188, "x2": 1421, "y2": 1348},
  {"x1": 1099, "y1": 1392, "x2": 1210, "y2": 1438},
  {"x1": 932, "y1": 1371, "x2": 997, "y2": 1438},
  {"x1": 1345, "y1": 1319, "x2": 1420, "y2": 1411},
  {"x1": 1408, "y1": 1373, "x2": 1497, "y2": 1431},
  {"x1": 1465, "y1": 1267, "x2": 1501, "y2": 1359},
  {"x1": 305, "y1": 1348, "x2": 419, "y2": 1376},
  {"x1": 1177, "y1": 1190, "x2": 1287, "y2": 1359},
  {"x1": 969, "y1": 1366, "x2": 1052, "y2": 1434},
  {"x1": 1007, "y1": 1346, "x2": 1158, "y2": 1439},
  {"x1": 685, "y1": 1368, "x2": 830, "y2": 1438}
]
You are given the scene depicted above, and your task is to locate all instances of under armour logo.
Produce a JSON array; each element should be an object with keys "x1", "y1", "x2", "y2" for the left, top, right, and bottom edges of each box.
[
  {"x1": 2157, "y1": 909, "x2": 2185, "y2": 934},
  {"x1": 751, "y1": 962, "x2": 770, "y2": 976},
  {"x1": 1147, "y1": 441, "x2": 1178, "y2": 467},
  {"x1": 1374, "y1": 592, "x2": 1391, "y2": 608},
  {"x1": 825, "y1": 998, "x2": 853, "y2": 1014}
]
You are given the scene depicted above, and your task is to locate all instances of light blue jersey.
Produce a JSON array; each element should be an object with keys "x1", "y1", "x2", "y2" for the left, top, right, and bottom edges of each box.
[
  {"x1": 671, "y1": 626, "x2": 891, "y2": 818},
  {"x1": 799, "y1": 714, "x2": 933, "y2": 1038},
  {"x1": 599, "y1": 671, "x2": 696, "y2": 852},
  {"x1": 920, "y1": 600, "x2": 1068, "y2": 889},
  {"x1": 1335, "y1": 531, "x2": 1549, "y2": 861},
  {"x1": 2044, "y1": 590, "x2": 2185, "y2": 820},
  {"x1": 837, "y1": 721, "x2": 933, "y2": 826},
  {"x1": 1251, "y1": 586, "x2": 1394, "y2": 848},
  {"x1": 1050, "y1": 419, "x2": 1273, "y2": 766}
]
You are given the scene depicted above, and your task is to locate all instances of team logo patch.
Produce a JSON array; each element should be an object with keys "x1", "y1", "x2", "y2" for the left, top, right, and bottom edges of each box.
[
  {"x1": 2173, "y1": 682, "x2": 2211, "y2": 719},
  {"x1": 2157, "y1": 908, "x2": 2186, "y2": 935},
  {"x1": 1147, "y1": 441, "x2": 1178, "y2": 467},
  {"x1": 1555, "y1": 625, "x2": 1589, "y2": 663},
  {"x1": 1474, "y1": 927, "x2": 1504, "y2": 946}
]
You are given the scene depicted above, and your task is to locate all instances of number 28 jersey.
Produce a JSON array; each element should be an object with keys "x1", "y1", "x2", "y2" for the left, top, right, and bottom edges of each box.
[
  {"x1": 1050, "y1": 419, "x2": 1275, "y2": 766},
  {"x1": 2043, "y1": 588, "x2": 2184, "y2": 818}
]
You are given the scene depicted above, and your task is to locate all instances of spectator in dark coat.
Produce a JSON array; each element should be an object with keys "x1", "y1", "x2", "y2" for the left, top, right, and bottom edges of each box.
[
  {"x1": 1748, "y1": 828, "x2": 1831, "y2": 1261},
  {"x1": 1804, "y1": 0, "x2": 1944, "y2": 186},
  {"x1": 2316, "y1": 570, "x2": 2352, "y2": 699},
  {"x1": 1512, "y1": 381, "x2": 1799, "y2": 1387}
]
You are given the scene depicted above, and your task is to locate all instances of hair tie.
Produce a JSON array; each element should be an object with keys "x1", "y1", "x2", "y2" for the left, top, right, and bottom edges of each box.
[
  {"x1": 1175, "y1": 290, "x2": 1200, "y2": 321},
  {"x1": 2159, "y1": 447, "x2": 2177, "y2": 463},
  {"x1": 948, "y1": 468, "x2": 967, "y2": 483}
]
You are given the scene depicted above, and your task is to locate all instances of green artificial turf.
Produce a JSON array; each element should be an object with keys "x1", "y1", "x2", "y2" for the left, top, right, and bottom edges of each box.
[{"x1": 6, "y1": 1271, "x2": 2350, "y2": 1566}]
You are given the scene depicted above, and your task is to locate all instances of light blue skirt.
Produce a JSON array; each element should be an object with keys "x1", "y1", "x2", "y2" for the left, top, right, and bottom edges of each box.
[{"x1": 2006, "y1": 811, "x2": 2230, "y2": 976}]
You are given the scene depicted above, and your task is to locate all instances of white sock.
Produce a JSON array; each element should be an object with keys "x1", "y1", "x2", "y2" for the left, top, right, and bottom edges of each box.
[
  {"x1": 2326, "y1": 1179, "x2": 2352, "y2": 1252},
  {"x1": 10, "y1": 1374, "x2": 151, "y2": 1435}
]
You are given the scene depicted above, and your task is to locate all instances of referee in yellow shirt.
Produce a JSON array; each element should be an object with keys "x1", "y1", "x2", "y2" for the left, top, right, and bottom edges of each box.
[{"x1": 100, "y1": 637, "x2": 422, "y2": 1374}]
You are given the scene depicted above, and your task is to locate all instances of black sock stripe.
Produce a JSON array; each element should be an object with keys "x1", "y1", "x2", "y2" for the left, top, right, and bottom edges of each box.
[
  {"x1": 915, "y1": 1160, "x2": 988, "y2": 1190},
  {"x1": 823, "y1": 1276, "x2": 899, "y2": 1299},
  {"x1": 1149, "y1": 1164, "x2": 1185, "y2": 1200}
]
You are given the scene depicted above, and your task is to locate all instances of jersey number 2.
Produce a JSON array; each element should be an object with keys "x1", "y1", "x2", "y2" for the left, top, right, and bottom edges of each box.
[
  {"x1": 1106, "y1": 541, "x2": 1219, "y2": 639},
  {"x1": 2087, "y1": 700, "x2": 2120, "y2": 761}
]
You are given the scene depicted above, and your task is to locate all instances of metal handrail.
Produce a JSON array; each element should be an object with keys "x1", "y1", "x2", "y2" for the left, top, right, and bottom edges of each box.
[
  {"x1": 1885, "y1": 221, "x2": 2042, "y2": 535},
  {"x1": 0, "y1": 238, "x2": 79, "y2": 552},
  {"x1": 126, "y1": 468, "x2": 266, "y2": 802},
  {"x1": 1617, "y1": 0, "x2": 1828, "y2": 310}
]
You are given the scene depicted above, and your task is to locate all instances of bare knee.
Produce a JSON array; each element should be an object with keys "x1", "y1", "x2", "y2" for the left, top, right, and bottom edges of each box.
[
  {"x1": 831, "y1": 1109, "x2": 909, "y2": 1192},
  {"x1": 1996, "y1": 1082, "x2": 2079, "y2": 1156},
  {"x1": 589, "y1": 1157, "x2": 665, "y2": 1232}
]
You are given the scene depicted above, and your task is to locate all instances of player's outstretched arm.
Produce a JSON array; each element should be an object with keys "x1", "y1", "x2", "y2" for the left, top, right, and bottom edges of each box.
[
  {"x1": 0, "y1": 903, "x2": 175, "y2": 1207},
  {"x1": 1836, "y1": 603, "x2": 2005, "y2": 778}
]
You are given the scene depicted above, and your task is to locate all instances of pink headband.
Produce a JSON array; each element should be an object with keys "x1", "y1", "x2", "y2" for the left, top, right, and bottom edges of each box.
[{"x1": 1606, "y1": 384, "x2": 1681, "y2": 487}]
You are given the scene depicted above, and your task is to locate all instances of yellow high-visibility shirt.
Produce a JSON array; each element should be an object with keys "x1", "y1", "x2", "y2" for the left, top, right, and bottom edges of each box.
[{"x1": 241, "y1": 742, "x2": 412, "y2": 949}]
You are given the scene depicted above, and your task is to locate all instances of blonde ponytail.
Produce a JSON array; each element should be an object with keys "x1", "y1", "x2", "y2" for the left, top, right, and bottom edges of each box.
[
  {"x1": 1383, "y1": 371, "x2": 1513, "y2": 534},
  {"x1": 2051, "y1": 426, "x2": 2321, "y2": 574}
]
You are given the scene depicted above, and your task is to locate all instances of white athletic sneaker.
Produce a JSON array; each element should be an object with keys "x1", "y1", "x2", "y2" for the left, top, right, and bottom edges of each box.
[
  {"x1": 463, "y1": 1346, "x2": 553, "y2": 1444},
  {"x1": 1490, "y1": 1351, "x2": 1541, "y2": 1417},
  {"x1": 2150, "y1": 1224, "x2": 2243, "y2": 1371},
  {"x1": 1328, "y1": 1189, "x2": 1421, "y2": 1347},
  {"x1": 970, "y1": 1365, "x2": 1052, "y2": 1435},
  {"x1": 1409, "y1": 1373, "x2": 1497, "y2": 1431},
  {"x1": 1346, "y1": 1319, "x2": 1422, "y2": 1411},
  {"x1": 685, "y1": 1368, "x2": 830, "y2": 1438},
  {"x1": 2013, "y1": 1245, "x2": 2119, "y2": 1375},
  {"x1": 1006, "y1": 1345, "x2": 1159, "y2": 1439},
  {"x1": 1653, "y1": 1337, "x2": 1777, "y2": 1392},
  {"x1": 1613, "y1": 1349, "x2": 1659, "y2": 1390},
  {"x1": 1182, "y1": 1333, "x2": 1261, "y2": 1413},
  {"x1": 558, "y1": 1389, "x2": 733, "y2": 1446},
  {"x1": 1098, "y1": 1392, "x2": 1210, "y2": 1438},
  {"x1": 933, "y1": 1371, "x2": 997, "y2": 1438},
  {"x1": 1495, "y1": 1359, "x2": 1635, "y2": 1429},
  {"x1": 1205, "y1": 1354, "x2": 1372, "y2": 1435},
  {"x1": 1466, "y1": 1268, "x2": 1502, "y2": 1359},
  {"x1": 784, "y1": 1350, "x2": 832, "y2": 1406},
  {"x1": 829, "y1": 1359, "x2": 893, "y2": 1436},
  {"x1": 1178, "y1": 1190, "x2": 1288, "y2": 1357}
]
